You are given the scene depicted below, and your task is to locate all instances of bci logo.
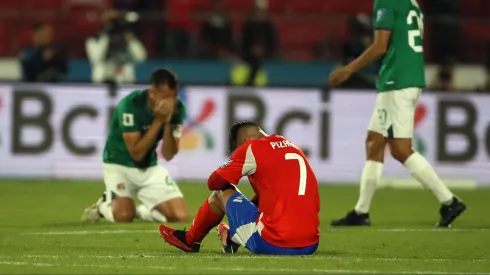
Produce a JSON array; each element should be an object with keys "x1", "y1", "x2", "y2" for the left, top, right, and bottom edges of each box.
[{"x1": 7, "y1": 89, "x2": 490, "y2": 162}]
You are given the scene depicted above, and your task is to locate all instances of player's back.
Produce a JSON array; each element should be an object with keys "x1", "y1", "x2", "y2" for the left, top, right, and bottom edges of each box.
[
  {"x1": 248, "y1": 135, "x2": 319, "y2": 248},
  {"x1": 374, "y1": 0, "x2": 425, "y2": 91}
]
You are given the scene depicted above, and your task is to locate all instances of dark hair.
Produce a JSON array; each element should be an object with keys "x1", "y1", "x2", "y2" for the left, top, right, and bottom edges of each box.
[
  {"x1": 150, "y1": 68, "x2": 178, "y2": 90},
  {"x1": 228, "y1": 120, "x2": 259, "y2": 153}
]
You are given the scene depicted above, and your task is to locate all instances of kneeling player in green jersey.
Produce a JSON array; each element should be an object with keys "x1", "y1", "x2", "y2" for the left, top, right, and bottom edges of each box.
[
  {"x1": 329, "y1": 0, "x2": 465, "y2": 227},
  {"x1": 81, "y1": 69, "x2": 189, "y2": 223}
]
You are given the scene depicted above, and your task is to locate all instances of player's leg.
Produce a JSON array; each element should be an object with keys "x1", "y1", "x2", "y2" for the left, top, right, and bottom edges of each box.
[
  {"x1": 387, "y1": 88, "x2": 466, "y2": 227},
  {"x1": 159, "y1": 187, "x2": 263, "y2": 254},
  {"x1": 136, "y1": 166, "x2": 189, "y2": 223},
  {"x1": 157, "y1": 188, "x2": 231, "y2": 252},
  {"x1": 213, "y1": 189, "x2": 318, "y2": 255},
  {"x1": 331, "y1": 94, "x2": 387, "y2": 226},
  {"x1": 82, "y1": 164, "x2": 137, "y2": 223}
]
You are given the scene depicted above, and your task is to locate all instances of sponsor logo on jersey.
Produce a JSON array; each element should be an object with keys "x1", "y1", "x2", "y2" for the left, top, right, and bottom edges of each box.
[
  {"x1": 376, "y1": 8, "x2": 386, "y2": 22},
  {"x1": 117, "y1": 183, "x2": 126, "y2": 191},
  {"x1": 220, "y1": 159, "x2": 232, "y2": 169},
  {"x1": 122, "y1": 113, "x2": 134, "y2": 127},
  {"x1": 232, "y1": 196, "x2": 243, "y2": 203}
]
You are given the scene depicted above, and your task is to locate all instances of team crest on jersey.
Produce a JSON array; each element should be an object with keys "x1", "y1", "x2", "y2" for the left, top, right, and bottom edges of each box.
[
  {"x1": 376, "y1": 8, "x2": 386, "y2": 22},
  {"x1": 220, "y1": 159, "x2": 232, "y2": 169},
  {"x1": 122, "y1": 113, "x2": 134, "y2": 126},
  {"x1": 117, "y1": 183, "x2": 125, "y2": 191}
]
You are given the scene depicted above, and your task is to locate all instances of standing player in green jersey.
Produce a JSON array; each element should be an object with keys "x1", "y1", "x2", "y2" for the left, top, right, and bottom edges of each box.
[
  {"x1": 329, "y1": 0, "x2": 466, "y2": 227},
  {"x1": 81, "y1": 69, "x2": 189, "y2": 223}
]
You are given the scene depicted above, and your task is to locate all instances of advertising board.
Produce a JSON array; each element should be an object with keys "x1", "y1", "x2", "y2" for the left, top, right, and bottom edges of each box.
[{"x1": 0, "y1": 84, "x2": 488, "y2": 185}]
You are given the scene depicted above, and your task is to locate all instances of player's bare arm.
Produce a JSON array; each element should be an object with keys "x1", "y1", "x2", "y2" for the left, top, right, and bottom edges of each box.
[
  {"x1": 153, "y1": 97, "x2": 179, "y2": 161},
  {"x1": 122, "y1": 118, "x2": 165, "y2": 162},
  {"x1": 329, "y1": 30, "x2": 391, "y2": 86},
  {"x1": 161, "y1": 124, "x2": 180, "y2": 161}
]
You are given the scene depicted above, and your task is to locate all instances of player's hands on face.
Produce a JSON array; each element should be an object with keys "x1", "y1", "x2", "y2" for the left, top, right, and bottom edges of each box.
[
  {"x1": 154, "y1": 97, "x2": 176, "y2": 123},
  {"x1": 329, "y1": 66, "x2": 353, "y2": 86}
]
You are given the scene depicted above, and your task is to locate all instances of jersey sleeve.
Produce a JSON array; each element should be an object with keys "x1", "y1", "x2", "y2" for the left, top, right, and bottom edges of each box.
[
  {"x1": 117, "y1": 99, "x2": 139, "y2": 132},
  {"x1": 373, "y1": 0, "x2": 396, "y2": 31},
  {"x1": 215, "y1": 143, "x2": 257, "y2": 185}
]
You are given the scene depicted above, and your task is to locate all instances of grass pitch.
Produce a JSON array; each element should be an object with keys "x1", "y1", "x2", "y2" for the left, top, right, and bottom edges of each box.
[{"x1": 0, "y1": 180, "x2": 489, "y2": 274}]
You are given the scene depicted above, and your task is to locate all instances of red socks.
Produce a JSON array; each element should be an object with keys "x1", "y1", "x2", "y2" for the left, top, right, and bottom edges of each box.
[{"x1": 185, "y1": 198, "x2": 224, "y2": 244}]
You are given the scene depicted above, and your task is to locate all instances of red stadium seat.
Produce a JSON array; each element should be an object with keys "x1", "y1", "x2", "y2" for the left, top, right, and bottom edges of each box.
[
  {"x1": 25, "y1": 0, "x2": 64, "y2": 9},
  {"x1": 0, "y1": 0, "x2": 26, "y2": 8},
  {"x1": 460, "y1": 0, "x2": 484, "y2": 17},
  {"x1": 290, "y1": 0, "x2": 322, "y2": 14},
  {"x1": 464, "y1": 22, "x2": 490, "y2": 41},
  {"x1": 227, "y1": 0, "x2": 253, "y2": 13},
  {"x1": 283, "y1": 48, "x2": 313, "y2": 60}
]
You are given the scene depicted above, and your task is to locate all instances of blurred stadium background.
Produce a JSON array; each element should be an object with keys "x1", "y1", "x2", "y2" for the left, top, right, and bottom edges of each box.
[
  {"x1": 0, "y1": 0, "x2": 488, "y2": 185},
  {"x1": 1, "y1": 0, "x2": 490, "y2": 274}
]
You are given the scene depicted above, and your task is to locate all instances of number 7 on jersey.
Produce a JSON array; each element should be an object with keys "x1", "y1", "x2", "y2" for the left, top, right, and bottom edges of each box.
[{"x1": 285, "y1": 153, "x2": 307, "y2": 195}]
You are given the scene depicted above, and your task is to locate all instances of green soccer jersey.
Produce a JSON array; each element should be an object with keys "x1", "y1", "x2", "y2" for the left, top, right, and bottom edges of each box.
[
  {"x1": 103, "y1": 90, "x2": 186, "y2": 168},
  {"x1": 373, "y1": 0, "x2": 426, "y2": 92}
]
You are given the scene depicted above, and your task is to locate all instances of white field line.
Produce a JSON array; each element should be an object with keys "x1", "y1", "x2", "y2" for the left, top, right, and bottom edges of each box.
[
  {"x1": 0, "y1": 254, "x2": 486, "y2": 263},
  {"x1": 22, "y1": 228, "x2": 490, "y2": 236},
  {"x1": 0, "y1": 260, "x2": 489, "y2": 275}
]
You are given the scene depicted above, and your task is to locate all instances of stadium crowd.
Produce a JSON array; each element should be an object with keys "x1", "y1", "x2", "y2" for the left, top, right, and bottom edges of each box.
[{"x1": 1, "y1": 0, "x2": 489, "y2": 90}]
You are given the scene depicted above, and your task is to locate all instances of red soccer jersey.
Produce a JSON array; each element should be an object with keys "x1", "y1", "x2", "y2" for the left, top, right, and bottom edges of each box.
[{"x1": 215, "y1": 134, "x2": 320, "y2": 248}]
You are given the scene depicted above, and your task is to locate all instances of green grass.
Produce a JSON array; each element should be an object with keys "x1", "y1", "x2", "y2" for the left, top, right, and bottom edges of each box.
[{"x1": 0, "y1": 180, "x2": 489, "y2": 274}]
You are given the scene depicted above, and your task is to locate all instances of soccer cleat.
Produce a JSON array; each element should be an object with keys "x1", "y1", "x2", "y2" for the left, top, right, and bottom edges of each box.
[
  {"x1": 80, "y1": 194, "x2": 104, "y2": 222},
  {"x1": 436, "y1": 197, "x2": 466, "y2": 228},
  {"x1": 158, "y1": 224, "x2": 201, "y2": 253},
  {"x1": 217, "y1": 222, "x2": 240, "y2": 253},
  {"x1": 331, "y1": 210, "x2": 371, "y2": 226}
]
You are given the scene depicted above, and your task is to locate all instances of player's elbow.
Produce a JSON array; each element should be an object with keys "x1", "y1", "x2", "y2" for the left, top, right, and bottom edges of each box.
[
  {"x1": 374, "y1": 43, "x2": 388, "y2": 55},
  {"x1": 207, "y1": 172, "x2": 230, "y2": 190},
  {"x1": 162, "y1": 153, "x2": 175, "y2": 162},
  {"x1": 128, "y1": 150, "x2": 145, "y2": 162},
  {"x1": 162, "y1": 149, "x2": 177, "y2": 161}
]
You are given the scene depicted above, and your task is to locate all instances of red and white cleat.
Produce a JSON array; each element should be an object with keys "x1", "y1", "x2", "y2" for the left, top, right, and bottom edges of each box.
[{"x1": 158, "y1": 224, "x2": 200, "y2": 253}]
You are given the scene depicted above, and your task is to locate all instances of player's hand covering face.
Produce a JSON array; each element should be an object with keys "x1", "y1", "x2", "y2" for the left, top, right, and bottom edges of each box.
[
  {"x1": 150, "y1": 84, "x2": 177, "y2": 123},
  {"x1": 154, "y1": 98, "x2": 176, "y2": 123}
]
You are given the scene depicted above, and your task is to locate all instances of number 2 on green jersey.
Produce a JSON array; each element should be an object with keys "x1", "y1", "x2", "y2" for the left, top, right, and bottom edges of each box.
[{"x1": 408, "y1": 0, "x2": 424, "y2": 53}]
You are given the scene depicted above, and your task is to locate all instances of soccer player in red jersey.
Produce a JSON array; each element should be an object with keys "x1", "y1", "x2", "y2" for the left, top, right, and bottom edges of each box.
[{"x1": 158, "y1": 121, "x2": 320, "y2": 255}]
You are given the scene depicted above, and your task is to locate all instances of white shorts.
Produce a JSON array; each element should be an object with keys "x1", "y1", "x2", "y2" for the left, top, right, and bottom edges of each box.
[
  {"x1": 367, "y1": 88, "x2": 422, "y2": 138},
  {"x1": 102, "y1": 163, "x2": 183, "y2": 209}
]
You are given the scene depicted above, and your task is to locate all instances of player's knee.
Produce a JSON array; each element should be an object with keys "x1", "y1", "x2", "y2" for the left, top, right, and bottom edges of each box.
[
  {"x1": 167, "y1": 210, "x2": 189, "y2": 223},
  {"x1": 389, "y1": 144, "x2": 413, "y2": 163},
  {"x1": 113, "y1": 209, "x2": 135, "y2": 223},
  {"x1": 365, "y1": 136, "x2": 385, "y2": 161},
  {"x1": 112, "y1": 197, "x2": 135, "y2": 223},
  {"x1": 208, "y1": 191, "x2": 228, "y2": 214},
  {"x1": 208, "y1": 191, "x2": 220, "y2": 206}
]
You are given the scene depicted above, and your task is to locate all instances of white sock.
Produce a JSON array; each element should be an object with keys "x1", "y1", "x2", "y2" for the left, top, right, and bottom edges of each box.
[
  {"x1": 136, "y1": 204, "x2": 168, "y2": 223},
  {"x1": 98, "y1": 200, "x2": 115, "y2": 222},
  {"x1": 404, "y1": 152, "x2": 454, "y2": 204},
  {"x1": 354, "y1": 160, "x2": 384, "y2": 214}
]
